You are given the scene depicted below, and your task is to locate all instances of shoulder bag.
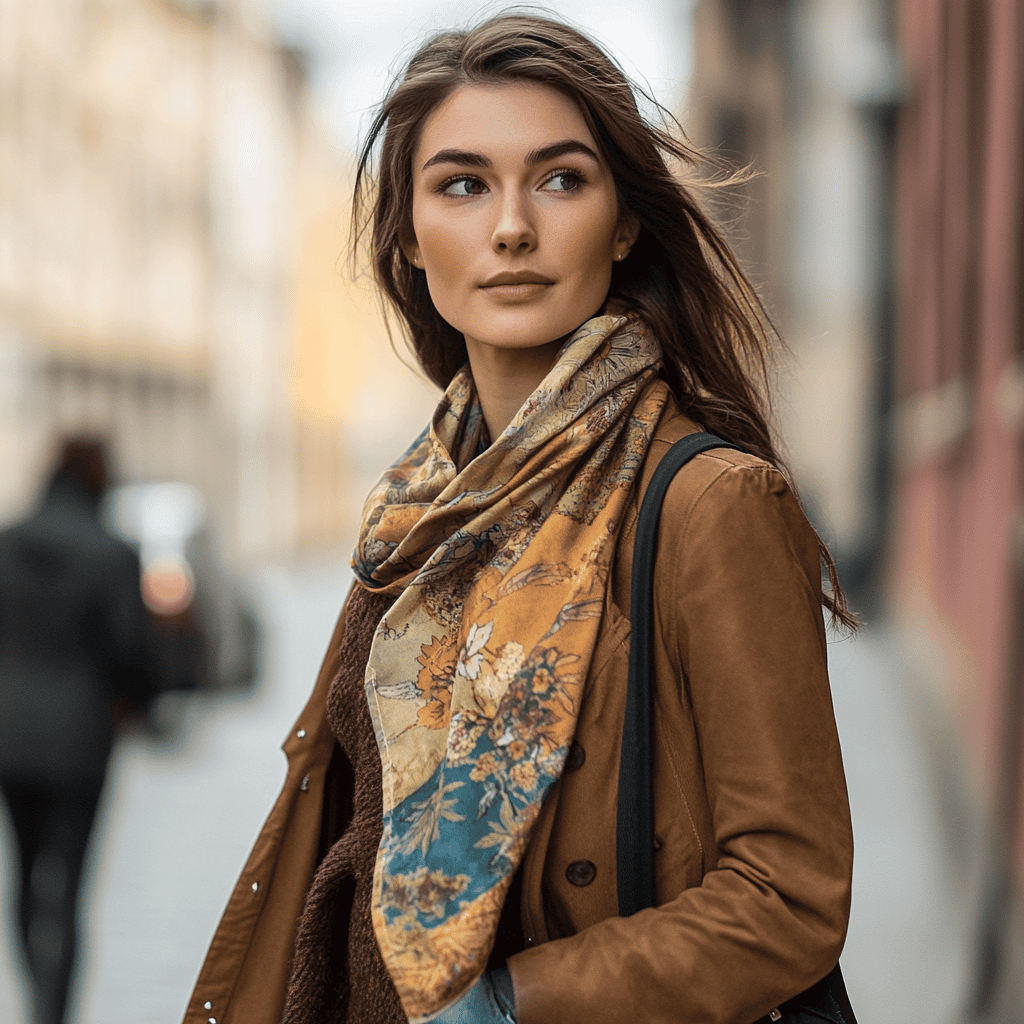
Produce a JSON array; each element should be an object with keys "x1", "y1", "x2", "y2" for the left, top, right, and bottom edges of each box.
[{"x1": 617, "y1": 432, "x2": 859, "y2": 1024}]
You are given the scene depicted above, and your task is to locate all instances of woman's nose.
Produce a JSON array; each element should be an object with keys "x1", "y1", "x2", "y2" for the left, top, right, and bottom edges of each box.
[{"x1": 490, "y1": 194, "x2": 536, "y2": 254}]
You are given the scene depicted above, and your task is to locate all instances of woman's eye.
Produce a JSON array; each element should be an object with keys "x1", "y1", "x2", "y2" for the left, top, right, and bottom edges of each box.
[
  {"x1": 441, "y1": 176, "x2": 486, "y2": 197},
  {"x1": 542, "y1": 171, "x2": 583, "y2": 192}
]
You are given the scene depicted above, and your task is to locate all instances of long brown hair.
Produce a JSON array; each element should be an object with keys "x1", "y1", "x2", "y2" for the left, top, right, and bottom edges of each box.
[{"x1": 352, "y1": 11, "x2": 857, "y2": 629}]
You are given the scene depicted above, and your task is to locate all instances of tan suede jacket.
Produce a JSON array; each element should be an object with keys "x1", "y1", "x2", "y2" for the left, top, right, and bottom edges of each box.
[{"x1": 182, "y1": 406, "x2": 853, "y2": 1024}]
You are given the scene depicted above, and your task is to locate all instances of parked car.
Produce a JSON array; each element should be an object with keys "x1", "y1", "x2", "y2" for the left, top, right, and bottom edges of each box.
[{"x1": 103, "y1": 482, "x2": 261, "y2": 696}]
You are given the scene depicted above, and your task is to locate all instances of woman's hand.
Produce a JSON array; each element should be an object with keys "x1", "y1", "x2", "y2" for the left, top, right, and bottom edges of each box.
[{"x1": 430, "y1": 968, "x2": 516, "y2": 1023}]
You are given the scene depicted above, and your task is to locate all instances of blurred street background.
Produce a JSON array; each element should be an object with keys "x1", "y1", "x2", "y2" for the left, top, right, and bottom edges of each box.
[{"x1": 1, "y1": 0, "x2": 1022, "y2": 1022}]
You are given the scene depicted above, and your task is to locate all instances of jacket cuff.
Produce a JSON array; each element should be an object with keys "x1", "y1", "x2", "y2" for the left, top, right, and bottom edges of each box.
[{"x1": 506, "y1": 943, "x2": 566, "y2": 1024}]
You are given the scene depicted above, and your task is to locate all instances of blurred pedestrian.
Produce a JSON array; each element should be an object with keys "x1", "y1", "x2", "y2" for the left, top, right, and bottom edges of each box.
[{"x1": 0, "y1": 435, "x2": 156, "y2": 1024}]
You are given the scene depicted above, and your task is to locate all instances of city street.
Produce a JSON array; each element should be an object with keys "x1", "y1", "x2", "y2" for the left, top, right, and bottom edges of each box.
[{"x1": 0, "y1": 561, "x2": 985, "y2": 1023}]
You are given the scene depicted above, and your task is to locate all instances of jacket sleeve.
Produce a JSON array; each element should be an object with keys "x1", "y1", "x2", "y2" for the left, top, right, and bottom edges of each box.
[{"x1": 507, "y1": 460, "x2": 854, "y2": 1024}]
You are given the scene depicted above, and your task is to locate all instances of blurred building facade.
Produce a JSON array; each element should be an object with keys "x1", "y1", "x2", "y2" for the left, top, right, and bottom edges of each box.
[
  {"x1": 895, "y1": 0, "x2": 1023, "y2": 852},
  {"x1": 0, "y1": 0, "x2": 361, "y2": 562},
  {"x1": 287, "y1": 142, "x2": 439, "y2": 552},
  {"x1": 688, "y1": 0, "x2": 900, "y2": 595},
  {"x1": 894, "y1": 5, "x2": 1024, "y2": 1010}
]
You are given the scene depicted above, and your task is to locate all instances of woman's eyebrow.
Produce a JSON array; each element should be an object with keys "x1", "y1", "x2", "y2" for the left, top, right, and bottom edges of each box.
[
  {"x1": 420, "y1": 139, "x2": 600, "y2": 173},
  {"x1": 421, "y1": 149, "x2": 491, "y2": 171},
  {"x1": 524, "y1": 139, "x2": 600, "y2": 165}
]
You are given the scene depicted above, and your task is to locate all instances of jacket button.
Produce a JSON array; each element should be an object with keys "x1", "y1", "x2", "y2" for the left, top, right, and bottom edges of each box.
[
  {"x1": 566, "y1": 860, "x2": 596, "y2": 886},
  {"x1": 566, "y1": 742, "x2": 585, "y2": 771}
]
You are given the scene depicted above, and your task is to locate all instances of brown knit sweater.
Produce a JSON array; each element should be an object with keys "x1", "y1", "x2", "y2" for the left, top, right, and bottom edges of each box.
[{"x1": 281, "y1": 585, "x2": 406, "y2": 1024}]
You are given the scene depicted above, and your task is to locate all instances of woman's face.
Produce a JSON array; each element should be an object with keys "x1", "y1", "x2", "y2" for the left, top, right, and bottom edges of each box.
[{"x1": 405, "y1": 81, "x2": 638, "y2": 363}]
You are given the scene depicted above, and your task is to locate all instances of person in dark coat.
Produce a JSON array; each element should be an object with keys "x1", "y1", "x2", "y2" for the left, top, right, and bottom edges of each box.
[{"x1": 0, "y1": 435, "x2": 157, "y2": 1024}]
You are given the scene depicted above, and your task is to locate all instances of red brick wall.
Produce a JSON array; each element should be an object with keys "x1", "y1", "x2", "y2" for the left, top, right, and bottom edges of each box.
[{"x1": 895, "y1": 0, "x2": 1024, "y2": 851}]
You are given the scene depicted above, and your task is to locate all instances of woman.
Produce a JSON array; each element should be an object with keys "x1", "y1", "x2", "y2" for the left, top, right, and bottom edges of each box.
[{"x1": 184, "y1": 13, "x2": 855, "y2": 1024}]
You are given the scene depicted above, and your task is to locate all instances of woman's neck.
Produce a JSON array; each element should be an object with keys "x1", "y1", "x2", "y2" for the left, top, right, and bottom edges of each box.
[{"x1": 464, "y1": 336, "x2": 564, "y2": 442}]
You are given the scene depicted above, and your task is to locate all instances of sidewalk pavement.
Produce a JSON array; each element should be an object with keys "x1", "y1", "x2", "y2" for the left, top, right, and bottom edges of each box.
[
  {"x1": 0, "y1": 563, "x2": 996, "y2": 1022},
  {"x1": 826, "y1": 625, "x2": 984, "y2": 1023}
]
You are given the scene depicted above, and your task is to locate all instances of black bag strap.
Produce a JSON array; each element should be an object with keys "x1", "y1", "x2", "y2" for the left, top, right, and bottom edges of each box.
[
  {"x1": 617, "y1": 432, "x2": 741, "y2": 916},
  {"x1": 613, "y1": 431, "x2": 858, "y2": 1024}
]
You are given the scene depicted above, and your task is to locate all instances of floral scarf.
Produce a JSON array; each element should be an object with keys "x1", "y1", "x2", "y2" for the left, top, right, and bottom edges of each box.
[{"x1": 353, "y1": 314, "x2": 668, "y2": 1021}]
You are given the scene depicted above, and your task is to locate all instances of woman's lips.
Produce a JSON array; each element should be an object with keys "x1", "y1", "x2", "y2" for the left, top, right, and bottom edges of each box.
[
  {"x1": 479, "y1": 273, "x2": 555, "y2": 301},
  {"x1": 479, "y1": 281, "x2": 554, "y2": 301}
]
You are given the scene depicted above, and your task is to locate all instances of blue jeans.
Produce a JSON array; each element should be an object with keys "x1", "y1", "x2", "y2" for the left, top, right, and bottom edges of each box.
[{"x1": 429, "y1": 968, "x2": 516, "y2": 1024}]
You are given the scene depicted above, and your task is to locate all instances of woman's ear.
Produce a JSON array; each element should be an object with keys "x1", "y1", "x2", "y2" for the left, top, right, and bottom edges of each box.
[
  {"x1": 399, "y1": 223, "x2": 423, "y2": 269},
  {"x1": 613, "y1": 212, "x2": 641, "y2": 261}
]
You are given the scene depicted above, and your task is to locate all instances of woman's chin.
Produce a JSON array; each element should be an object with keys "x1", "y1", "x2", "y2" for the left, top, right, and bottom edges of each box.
[{"x1": 456, "y1": 306, "x2": 611, "y2": 358}]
